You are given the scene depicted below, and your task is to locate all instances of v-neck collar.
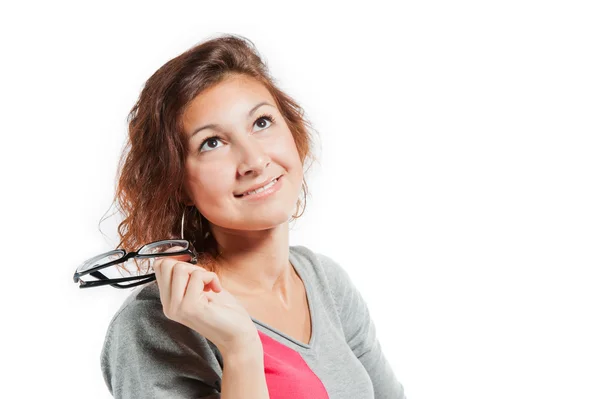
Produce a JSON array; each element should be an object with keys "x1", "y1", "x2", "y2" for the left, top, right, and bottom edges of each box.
[{"x1": 251, "y1": 248, "x2": 317, "y2": 350}]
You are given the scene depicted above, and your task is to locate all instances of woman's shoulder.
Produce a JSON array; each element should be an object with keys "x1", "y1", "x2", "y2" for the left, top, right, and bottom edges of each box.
[
  {"x1": 101, "y1": 281, "x2": 221, "y2": 363},
  {"x1": 289, "y1": 245, "x2": 354, "y2": 291},
  {"x1": 104, "y1": 281, "x2": 162, "y2": 329},
  {"x1": 100, "y1": 284, "x2": 224, "y2": 396}
]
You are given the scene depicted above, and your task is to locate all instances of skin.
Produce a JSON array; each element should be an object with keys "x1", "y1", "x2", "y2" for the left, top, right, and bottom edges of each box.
[{"x1": 180, "y1": 73, "x2": 306, "y2": 312}]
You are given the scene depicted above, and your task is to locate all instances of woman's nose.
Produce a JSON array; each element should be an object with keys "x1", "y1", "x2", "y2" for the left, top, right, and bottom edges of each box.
[{"x1": 236, "y1": 137, "x2": 271, "y2": 176}]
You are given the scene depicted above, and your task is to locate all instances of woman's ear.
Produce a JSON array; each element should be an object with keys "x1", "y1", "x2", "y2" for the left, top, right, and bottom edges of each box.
[{"x1": 181, "y1": 186, "x2": 195, "y2": 206}]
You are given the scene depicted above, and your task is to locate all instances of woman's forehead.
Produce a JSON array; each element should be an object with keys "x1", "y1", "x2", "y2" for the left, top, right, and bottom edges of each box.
[{"x1": 182, "y1": 77, "x2": 275, "y2": 134}]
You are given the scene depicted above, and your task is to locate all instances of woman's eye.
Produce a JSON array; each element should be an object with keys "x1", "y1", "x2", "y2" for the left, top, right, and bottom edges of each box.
[
  {"x1": 198, "y1": 114, "x2": 275, "y2": 154},
  {"x1": 253, "y1": 114, "x2": 275, "y2": 132},
  {"x1": 199, "y1": 136, "x2": 224, "y2": 153}
]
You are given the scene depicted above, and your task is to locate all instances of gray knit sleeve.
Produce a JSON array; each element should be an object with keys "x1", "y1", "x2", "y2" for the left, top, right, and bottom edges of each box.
[
  {"x1": 317, "y1": 253, "x2": 407, "y2": 399},
  {"x1": 100, "y1": 284, "x2": 223, "y2": 399}
]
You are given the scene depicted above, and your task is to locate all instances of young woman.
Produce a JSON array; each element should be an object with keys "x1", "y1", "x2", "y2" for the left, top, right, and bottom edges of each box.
[{"x1": 100, "y1": 33, "x2": 406, "y2": 399}]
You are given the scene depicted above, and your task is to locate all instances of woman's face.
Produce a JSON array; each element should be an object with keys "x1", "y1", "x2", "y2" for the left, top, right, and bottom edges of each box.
[{"x1": 181, "y1": 74, "x2": 304, "y2": 232}]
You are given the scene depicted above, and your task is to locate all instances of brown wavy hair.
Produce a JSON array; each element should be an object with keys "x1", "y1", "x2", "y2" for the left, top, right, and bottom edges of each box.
[{"x1": 102, "y1": 33, "x2": 318, "y2": 272}]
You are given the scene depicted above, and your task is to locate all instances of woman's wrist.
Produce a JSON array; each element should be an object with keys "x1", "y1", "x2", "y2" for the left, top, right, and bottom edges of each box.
[
  {"x1": 222, "y1": 343, "x2": 263, "y2": 365},
  {"x1": 219, "y1": 332, "x2": 263, "y2": 360},
  {"x1": 220, "y1": 340, "x2": 269, "y2": 399}
]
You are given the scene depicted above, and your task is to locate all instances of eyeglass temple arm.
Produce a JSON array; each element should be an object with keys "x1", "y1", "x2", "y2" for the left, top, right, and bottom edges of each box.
[{"x1": 79, "y1": 271, "x2": 156, "y2": 289}]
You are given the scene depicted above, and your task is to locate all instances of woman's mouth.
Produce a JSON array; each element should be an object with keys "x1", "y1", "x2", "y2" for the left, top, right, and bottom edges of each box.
[{"x1": 234, "y1": 176, "x2": 283, "y2": 199}]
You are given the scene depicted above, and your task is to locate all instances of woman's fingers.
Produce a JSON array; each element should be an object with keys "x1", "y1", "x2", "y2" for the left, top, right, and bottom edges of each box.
[
  {"x1": 152, "y1": 257, "x2": 172, "y2": 305},
  {"x1": 205, "y1": 271, "x2": 223, "y2": 293},
  {"x1": 171, "y1": 262, "x2": 204, "y2": 307},
  {"x1": 152, "y1": 246, "x2": 225, "y2": 324},
  {"x1": 154, "y1": 255, "x2": 218, "y2": 311},
  {"x1": 186, "y1": 269, "x2": 222, "y2": 301},
  {"x1": 153, "y1": 258, "x2": 184, "y2": 307}
]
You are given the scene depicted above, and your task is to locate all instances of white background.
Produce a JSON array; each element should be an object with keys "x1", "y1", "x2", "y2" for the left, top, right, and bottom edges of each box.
[{"x1": 1, "y1": 1, "x2": 599, "y2": 398}]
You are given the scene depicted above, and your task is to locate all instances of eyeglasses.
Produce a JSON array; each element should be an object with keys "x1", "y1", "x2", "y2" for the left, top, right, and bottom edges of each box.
[{"x1": 73, "y1": 239, "x2": 199, "y2": 289}]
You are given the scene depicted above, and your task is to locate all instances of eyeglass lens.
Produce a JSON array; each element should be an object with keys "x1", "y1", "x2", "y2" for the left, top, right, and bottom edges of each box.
[{"x1": 77, "y1": 240, "x2": 190, "y2": 283}]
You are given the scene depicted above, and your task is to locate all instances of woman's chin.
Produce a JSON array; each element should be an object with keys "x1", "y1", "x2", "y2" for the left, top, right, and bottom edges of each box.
[
  {"x1": 243, "y1": 212, "x2": 292, "y2": 230},
  {"x1": 210, "y1": 211, "x2": 291, "y2": 232}
]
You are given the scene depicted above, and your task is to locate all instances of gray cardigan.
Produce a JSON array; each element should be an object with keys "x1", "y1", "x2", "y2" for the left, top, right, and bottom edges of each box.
[{"x1": 100, "y1": 245, "x2": 406, "y2": 398}]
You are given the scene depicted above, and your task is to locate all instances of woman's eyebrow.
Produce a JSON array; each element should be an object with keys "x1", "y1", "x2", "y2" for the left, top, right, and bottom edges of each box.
[{"x1": 188, "y1": 101, "x2": 274, "y2": 140}]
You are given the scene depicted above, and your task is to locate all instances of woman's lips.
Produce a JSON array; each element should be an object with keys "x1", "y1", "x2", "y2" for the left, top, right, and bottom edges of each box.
[{"x1": 234, "y1": 175, "x2": 283, "y2": 200}]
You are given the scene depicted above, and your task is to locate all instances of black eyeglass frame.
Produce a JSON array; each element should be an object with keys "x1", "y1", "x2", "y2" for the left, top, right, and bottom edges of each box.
[{"x1": 73, "y1": 239, "x2": 199, "y2": 289}]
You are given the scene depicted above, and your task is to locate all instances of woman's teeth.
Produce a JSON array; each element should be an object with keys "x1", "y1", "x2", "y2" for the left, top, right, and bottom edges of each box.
[{"x1": 242, "y1": 177, "x2": 278, "y2": 196}]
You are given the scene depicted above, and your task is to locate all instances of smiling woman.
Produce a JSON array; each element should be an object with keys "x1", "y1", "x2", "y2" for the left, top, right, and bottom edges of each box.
[
  {"x1": 179, "y1": 73, "x2": 305, "y2": 232},
  {"x1": 110, "y1": 35, "x2": 314, "y2": 263},
  {"x1": 98, "y1": 33, "x2": 407, "y2": 399}
]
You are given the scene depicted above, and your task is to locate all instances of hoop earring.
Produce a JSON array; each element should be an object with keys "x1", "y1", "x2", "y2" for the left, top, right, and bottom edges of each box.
[
  {"x1": 181, "y1": 206, "x2": 210, "y2": 240},
  {"x1": 181, "y1": 206, "x2": 202, "y2": 240},
  {"x1": 291, "y1": 197, "x2": 303, "y2": 220}
]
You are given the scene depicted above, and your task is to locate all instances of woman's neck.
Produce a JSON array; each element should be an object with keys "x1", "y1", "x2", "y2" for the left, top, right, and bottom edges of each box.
[{"x1": 210, "y1": 222, "x2": 294, "y2": 297}]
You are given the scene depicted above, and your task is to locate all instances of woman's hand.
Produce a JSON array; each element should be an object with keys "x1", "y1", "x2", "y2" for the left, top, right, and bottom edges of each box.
[{"x1": 152, "y1": 248, "x2": 260, "y2": 355}]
